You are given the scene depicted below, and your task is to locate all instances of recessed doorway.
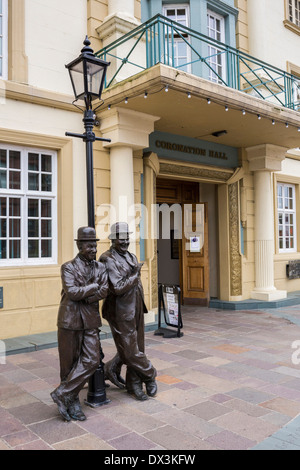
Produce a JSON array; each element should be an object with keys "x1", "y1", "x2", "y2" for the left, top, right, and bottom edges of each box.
[{"x1": 156, "y1": 178, "x2": 210, "y2": 305}]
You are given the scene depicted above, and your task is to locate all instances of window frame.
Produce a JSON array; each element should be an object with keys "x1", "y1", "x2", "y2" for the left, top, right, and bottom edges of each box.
[
  {"x1": 0, "y1": 144, "x2": 58, "y2": 266},
  {"x1": 0, "y1": 0, "x2": 8, "y2": 80},
  {"x1": 284, "y1": 0, "x2": 300, "y2": 35},
  {"x1": 292, "y1": 78, "x2": 300, "y2": 110},
  {"x1": 163, "y1": 3, "x2": 191, "y2": 73},
  {"x1": 289, "y1": 0, "x2": 300, "y2": 26},
  {"x1": 277, "y1": 182, "x2": 297, "y2": 253},
  {"x1": 287, "y1": 62, "x2": 300, "y2": 110},
  {"x1": 207, "y1": 9, "x2": 226, "y2": 84}
]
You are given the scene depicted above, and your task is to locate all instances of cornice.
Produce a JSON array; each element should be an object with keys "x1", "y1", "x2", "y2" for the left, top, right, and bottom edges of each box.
[
  {"x1": 97, "y1": 13, "x2": 140, "y2": 41},
  {"x1": 283, "y1": 20, "x2": 300, "y2": 36},
  {"x1": 0, "y1": 79, "x2": 80, "y2": 113}
]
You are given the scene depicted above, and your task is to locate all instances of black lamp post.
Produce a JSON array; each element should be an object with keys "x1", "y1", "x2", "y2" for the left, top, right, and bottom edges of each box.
[
  {"x1": 65, "y1": 36, "x2": 111, "y2": 227},
  {"x1": 65, "y1": 37, "x2": 111, "y2": 407}
]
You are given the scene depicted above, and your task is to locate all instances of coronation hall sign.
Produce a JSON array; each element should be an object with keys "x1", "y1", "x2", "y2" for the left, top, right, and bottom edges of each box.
[{"x1": 147, "y1": 131, "x2": 238, "y2": 169}]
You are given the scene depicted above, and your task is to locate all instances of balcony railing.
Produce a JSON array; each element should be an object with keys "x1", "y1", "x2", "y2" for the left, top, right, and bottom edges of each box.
[{"x1": 96, "y1": 14, "x2": 300, "y2": 111}]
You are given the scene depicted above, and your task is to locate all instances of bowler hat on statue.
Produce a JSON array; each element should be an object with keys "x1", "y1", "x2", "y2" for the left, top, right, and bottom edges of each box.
[
  {"x1": 75, "y1": 226, "x2": 99, "y2": 242},
  {"x1": 108, "y1": 222, "x2": 132, "y2": 240}
]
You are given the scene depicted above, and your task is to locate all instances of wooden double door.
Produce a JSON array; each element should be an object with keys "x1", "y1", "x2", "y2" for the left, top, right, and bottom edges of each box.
[{"x1": 156, "y1": 179, "x2": 209, "y2": 305}]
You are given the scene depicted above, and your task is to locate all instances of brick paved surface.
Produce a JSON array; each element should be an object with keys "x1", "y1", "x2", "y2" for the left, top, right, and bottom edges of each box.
[{"x1": 1, "y1": 305, "x2": 300, "y2": 451}]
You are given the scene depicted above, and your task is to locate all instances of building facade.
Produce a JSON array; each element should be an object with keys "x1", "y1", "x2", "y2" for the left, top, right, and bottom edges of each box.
[{"x1": 1, "y1": 0, "x2": 300, "y2": 339}]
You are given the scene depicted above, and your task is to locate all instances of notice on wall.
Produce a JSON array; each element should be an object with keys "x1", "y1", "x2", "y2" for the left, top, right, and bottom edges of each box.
[{"x1": 190, "y1": 236, "x2": 201, "y2": 252}]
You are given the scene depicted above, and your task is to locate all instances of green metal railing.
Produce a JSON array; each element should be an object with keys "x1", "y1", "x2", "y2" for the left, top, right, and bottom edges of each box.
[{"x1": 96, "y1": 14, "x2": 300, "y2": 110}]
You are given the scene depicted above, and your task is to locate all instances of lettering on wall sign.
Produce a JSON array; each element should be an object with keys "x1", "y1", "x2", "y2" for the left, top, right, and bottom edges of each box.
[{"x1": 155, "y1": 140, "x2": 228, "y2": 160}]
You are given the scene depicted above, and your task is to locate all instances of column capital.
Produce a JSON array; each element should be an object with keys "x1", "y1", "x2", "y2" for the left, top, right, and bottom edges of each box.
[
  {"x1": 99, "y1": 107, "x2": 160, "y2": 150},
  {"x1": 97, "y1": 13, "x2": 140, "y2": 41},
  {"x1": 143, "y1": 152, "x2": 160, "y2": 176},
  {"x1": 246, "y1": 144, "x2": 288, "y2": 172}
]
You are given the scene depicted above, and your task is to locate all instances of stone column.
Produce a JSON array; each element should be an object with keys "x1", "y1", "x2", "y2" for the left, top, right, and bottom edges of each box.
[
  {"x1": 99, "y1": 107, "x2": 159, "y2": 251},
  {"x1": 143, "y1": 152, "x2": 160, "y2": 310},
  {"x1": 109, "y1": 145, "x2": 135, "y2": 225},
  {"x1": 107, "y1": 0, "x2": 135, "y2": 20},
  {"x1": 97, "y1": 1, "x2": 142, "y2": 86},
  {"x1": 246, "y1": 144, "x2": 287, "y2": 301}
]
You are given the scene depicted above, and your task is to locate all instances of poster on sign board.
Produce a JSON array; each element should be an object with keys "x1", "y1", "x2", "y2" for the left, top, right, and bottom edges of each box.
[{"x1": 155, "y1": 284, "x2": 183, "y2": 338}]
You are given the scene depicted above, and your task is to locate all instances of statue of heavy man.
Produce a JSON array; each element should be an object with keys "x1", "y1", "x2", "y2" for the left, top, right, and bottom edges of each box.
[
  {"x1": 51, "y1": 227, "x2": 108, "y2": 421},
  {"x1": 100, "y1": 222, "x2": 157, "y2": 401}
]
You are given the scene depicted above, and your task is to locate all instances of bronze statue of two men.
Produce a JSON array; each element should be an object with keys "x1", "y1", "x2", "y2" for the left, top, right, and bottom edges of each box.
[{"x1": 51, "y1": 223, "x2": 157, "y2": 422}]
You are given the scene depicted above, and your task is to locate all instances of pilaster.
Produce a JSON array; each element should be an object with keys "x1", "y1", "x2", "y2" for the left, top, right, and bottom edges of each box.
[
  {"x1": 246, "y1": 144, "x2": 288, "y2": 301},
  {"x1": 143, "y1": 152, "x2": 160, "y2": 309},
  {"x1": 96, "y1": 0, "x2": 143, "y2": 86},
  {"x1": 99, "y1": 107, "x2": 159, "y2": 252}
]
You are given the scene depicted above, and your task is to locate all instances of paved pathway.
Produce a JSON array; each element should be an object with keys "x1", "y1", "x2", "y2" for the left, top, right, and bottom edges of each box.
[{"x1": 1, "y1": 305, "x2": 300, "y2": 451}]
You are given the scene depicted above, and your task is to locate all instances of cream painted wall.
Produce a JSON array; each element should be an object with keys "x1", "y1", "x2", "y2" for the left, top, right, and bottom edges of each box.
[
  {"x1": 0, "y1": 98, "x2": 88, "y2": 252},
  {"x1": 280, "y1": 156, "x2": 300, "y2": 175},
  {"x1": 25, "y1": 0, "x2": 87, "y2": 94},
  {"x1": 247, "y1": 0, "x2": 299, "y2": 71}
]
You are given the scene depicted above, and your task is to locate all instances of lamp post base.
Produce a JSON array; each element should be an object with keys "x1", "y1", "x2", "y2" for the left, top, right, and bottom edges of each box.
[{"x1": 84, "y1": 364, "x2": 111, "y2": 408}]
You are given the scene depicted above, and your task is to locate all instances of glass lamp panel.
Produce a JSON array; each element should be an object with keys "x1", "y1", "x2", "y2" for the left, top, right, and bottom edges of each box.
[
  {"x1": 86, "y1": 60, "x2": 105, "y2": 97},
  {"x1": 69, "y1": 60, "x2": 85, "y2": 99}
]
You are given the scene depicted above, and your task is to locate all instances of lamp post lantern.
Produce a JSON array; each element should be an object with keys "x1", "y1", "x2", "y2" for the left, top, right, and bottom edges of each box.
[
  {"x1": 65, "y1": 36, "x2": 111, "y2": 228},
  {"x1": 65, "y1": 36, "x2": 111, "y2": 408}
]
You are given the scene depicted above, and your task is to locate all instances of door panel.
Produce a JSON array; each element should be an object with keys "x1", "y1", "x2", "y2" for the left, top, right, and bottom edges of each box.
[
  {"x1": 182, "y1": 202, "x2": 209, "y2": 305},
  {"x1": 156, "y1": 179, "x2": 209, "y2": 305},
  {"x1": 188, "y1": 266, "x2": 204, "y2": 291}
]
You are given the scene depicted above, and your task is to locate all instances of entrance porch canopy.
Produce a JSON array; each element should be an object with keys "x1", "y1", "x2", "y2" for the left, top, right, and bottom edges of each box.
[
  {"x1": 95, "y1": 14, "x2": 300, "y2": 149},
  {"x1": 99, "y1": 62, "x2": 300, "y2": 150}
]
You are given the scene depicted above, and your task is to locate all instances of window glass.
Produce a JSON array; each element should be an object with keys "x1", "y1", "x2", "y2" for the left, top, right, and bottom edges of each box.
[
  {"x1": 277, "y1": 183, "x2": 297, "y2": 252},
  {"x1": 0, "y1": 145, "x2": 57, "y2": 265},
  {"x1": 165, "y1": 6, "x2": 188, "y2": 26},
  {"x1": 292, "y1": 77, "x2": 300, "y2": 110},
  {"x1": 163, "y1": 4, "x2": 191, "y2": 73},
  {"x1": 289, "y1": 0, "x2": 300, "y2": 26},
  {"x1": 207, "y1": 10, "x2": 226, "y2": 84}
]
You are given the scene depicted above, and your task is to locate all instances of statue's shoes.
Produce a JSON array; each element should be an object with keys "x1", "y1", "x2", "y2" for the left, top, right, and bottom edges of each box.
[
  {"x1": 50, "y1": 390, "x2": 71, "y2": 422},
  {"x1": 127, "y1": 388, "x2": 149, "y2": 401},
  {"x1": 68, "y1": 399, "x2": 87, "y2": 421},
  {"x1": 145, "y1": 380, "x2": 157, "y2": 397},
  {"x1": 105, "y1": 369, "x2": 125, "y2": 389}
]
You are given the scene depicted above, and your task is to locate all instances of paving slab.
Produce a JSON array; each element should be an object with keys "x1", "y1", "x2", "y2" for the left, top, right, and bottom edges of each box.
[{"x1": 1, "y1": 304, "x2": 300, "y2": 451}]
